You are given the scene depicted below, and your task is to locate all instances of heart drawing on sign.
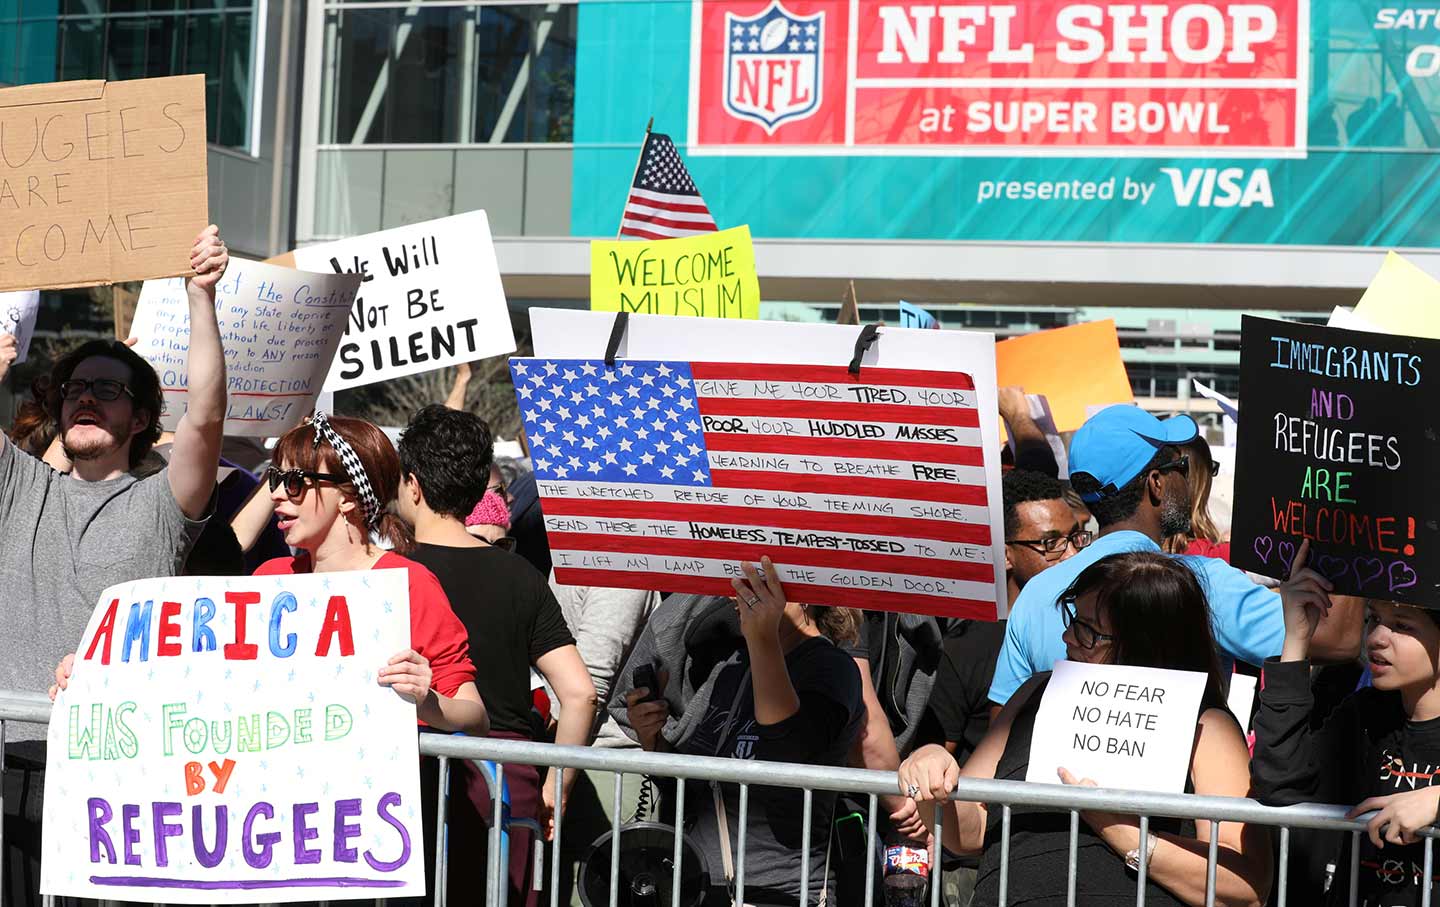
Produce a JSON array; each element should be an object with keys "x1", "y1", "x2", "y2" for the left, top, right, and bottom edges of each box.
[
  {"x1": 1277, "y1": 541, "x2": 1296, "y2": 574},
  {"x1": 1389, "y1": 562, "x2": 1418, "y2": 592},
  {"x1": 1253, "y1": 537, "x2": 1273, "y2": 565},
  {"x1": 1354, "y1": 557, "x2": 1386, "y2": 590},
  {"x1": 1316, "y1": 555, "x2": 1350, "y2": 583}
]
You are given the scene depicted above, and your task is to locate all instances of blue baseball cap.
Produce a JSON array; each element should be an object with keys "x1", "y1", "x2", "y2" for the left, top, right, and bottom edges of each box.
[{"x1": 1069, "y1": 406, "x2": 1199, "y2": 503}]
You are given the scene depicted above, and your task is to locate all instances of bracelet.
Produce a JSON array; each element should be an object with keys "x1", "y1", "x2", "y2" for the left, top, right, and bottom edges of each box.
[{"x1": 1125, "y1": 832, "x2": 1158, "y2": 872}]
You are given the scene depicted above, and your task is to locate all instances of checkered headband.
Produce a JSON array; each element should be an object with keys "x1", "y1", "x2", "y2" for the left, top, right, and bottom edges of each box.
[{"x1": 308, "y1": 412, "x2": 381, "y2": 527}]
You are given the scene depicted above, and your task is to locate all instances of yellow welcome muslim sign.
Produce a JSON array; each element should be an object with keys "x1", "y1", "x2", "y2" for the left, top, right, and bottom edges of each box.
[{"x1": 590, "y1": 225, "x2": 760, "y2": 320}]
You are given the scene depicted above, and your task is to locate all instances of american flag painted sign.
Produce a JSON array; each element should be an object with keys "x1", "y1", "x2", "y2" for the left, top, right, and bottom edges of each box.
[{"x1": 510, "y1": 357, "x2": 1000, "y2": 620}]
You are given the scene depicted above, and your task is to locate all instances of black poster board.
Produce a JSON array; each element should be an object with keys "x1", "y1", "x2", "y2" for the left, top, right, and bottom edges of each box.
[{"x1": 1232, "y1": 316, "x2": 1440, "y2": 607}]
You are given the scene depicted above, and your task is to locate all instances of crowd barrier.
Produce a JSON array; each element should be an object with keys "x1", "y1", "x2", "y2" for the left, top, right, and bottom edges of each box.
[{"x1": 2, "y1": 690, "x2": 1429, "y2": 907}]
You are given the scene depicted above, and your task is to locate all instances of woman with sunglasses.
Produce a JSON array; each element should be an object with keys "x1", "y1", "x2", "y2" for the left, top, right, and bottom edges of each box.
[
  {"x1": 897, "y1": 552, "x2": 1273, "y2": 907},
  {"x1": 252, "y1": 414, "x2": 488, "y2": 736},
  {"x1": 1162, "y1": 436, "x2": 1230, "y2": 561}
]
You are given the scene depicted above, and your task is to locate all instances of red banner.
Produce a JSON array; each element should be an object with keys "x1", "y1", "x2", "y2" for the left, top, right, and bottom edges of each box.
[{"x1": 689, "y1": 0, "x2": 1308, "y2": 155}]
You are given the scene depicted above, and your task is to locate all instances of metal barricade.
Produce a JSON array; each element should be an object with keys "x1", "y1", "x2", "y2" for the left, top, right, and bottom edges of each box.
[{"x1": 1, "y1": 690, "x2": 1425, "y2": 907}]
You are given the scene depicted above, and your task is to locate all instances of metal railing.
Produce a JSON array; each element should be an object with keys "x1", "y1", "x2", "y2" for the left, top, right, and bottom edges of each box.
[{"x1": 1, "y1": 691, "x2": 1425, "y2": 907}]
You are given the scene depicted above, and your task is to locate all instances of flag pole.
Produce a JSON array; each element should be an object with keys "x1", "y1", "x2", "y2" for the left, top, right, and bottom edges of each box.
[{"x1": 616, "y1": 118, "x2": 656, "y2": 239}]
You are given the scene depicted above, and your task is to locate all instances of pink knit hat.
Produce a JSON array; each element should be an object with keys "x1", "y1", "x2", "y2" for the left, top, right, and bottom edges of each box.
[{"x1": 464, "y1": 490, "x2": 512, "y2": 529}]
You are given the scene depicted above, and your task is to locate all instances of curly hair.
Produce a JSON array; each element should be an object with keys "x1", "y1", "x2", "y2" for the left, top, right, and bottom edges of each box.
[
  {"x1": 47, "y1": 340, "x2": 164, "y2": 469},
  {"x1": 398, "y1": 404, "x2": 495, "y2": 521},
  {"x1": 1002, "y1": 469, "x2": 1069, "y2": 538}
]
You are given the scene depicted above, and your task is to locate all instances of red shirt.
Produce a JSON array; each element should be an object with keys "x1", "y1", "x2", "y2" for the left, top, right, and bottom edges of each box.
[
  {"x1": 1183, "y1": 538, "x2": 1232, "y2": 563},
  {"x1": 254, "y1": 551, "x2": 477, "y2": 697}
]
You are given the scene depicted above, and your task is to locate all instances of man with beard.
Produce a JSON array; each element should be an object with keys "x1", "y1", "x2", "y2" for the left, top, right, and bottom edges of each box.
[
  {"x1": 988, "y1": 405, "x2": 1359, "y2": 706},
  {"x1": 1, "y1": 226, "x2": 227, "y2": 905}
]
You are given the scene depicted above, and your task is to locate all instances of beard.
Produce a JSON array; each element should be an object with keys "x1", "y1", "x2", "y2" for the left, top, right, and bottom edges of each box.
[
  {"x1": 61, "y1": 421, "x2": 124, "y2": 462},
  {"x1": 1159, "y1": 491, "x2": 1193, "y2": 538}
]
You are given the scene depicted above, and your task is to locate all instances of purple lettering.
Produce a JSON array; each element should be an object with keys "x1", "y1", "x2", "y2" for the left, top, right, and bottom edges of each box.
[
  {"x1": 334, "y1": 798, "x2": 363, "y2": 862},
  {"x1": 363, "y1": 792, "x2": 412, "y2": 872},
  {"x1": 151, "y1": 802, "x2": 183, "y2": 867},
  {"x1": 293, "y1": 801, "x2": 321, "y2": 865},
  {"x1": 87, "y1": 798, "x2": 116, "y2": 863},
  {"x1": 193, "y1": 804, "x2": 228, "y2": 868},
  {"x1": 122, "y1": 803, "x2": 142, "y2": 866},
  {"x1": 242, "y1": 802, "x2": 280, "y2": 869}
]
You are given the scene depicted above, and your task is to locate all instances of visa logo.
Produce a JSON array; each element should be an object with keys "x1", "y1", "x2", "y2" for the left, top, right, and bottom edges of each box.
[{"x1": 1159, "y1": 167, "x2": 1274, "y2": 208}]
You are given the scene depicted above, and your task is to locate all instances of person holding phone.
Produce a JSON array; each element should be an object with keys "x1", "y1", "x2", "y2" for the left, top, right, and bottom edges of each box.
[{"x1": 618, "y1": 558, "x2": 866, "y2": 907}]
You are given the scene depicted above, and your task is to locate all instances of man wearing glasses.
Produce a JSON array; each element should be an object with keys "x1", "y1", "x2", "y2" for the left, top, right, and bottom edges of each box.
[
  {"x1": 0, "y1": 227, "x2": 227, "y2": 704},
  {"x1": 988, "y1": 405, "x2": 1359, "y2": 707}
]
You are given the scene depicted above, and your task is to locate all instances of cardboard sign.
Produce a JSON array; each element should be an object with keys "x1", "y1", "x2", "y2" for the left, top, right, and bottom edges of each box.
[
  {"x1": 130, "y1": 260, "x2": 360, "y2": 436},
  {"x1": 1231, "y1": 316, "x2": 1440, "y2": 605},
  {"x1": 0, "y1": 76, "x2": 208, "y2": 292},
  {"x1": 526, "y1": 308, "x2": 1007, "y2": 619},
  {"x1": 42, "y1": 571, "x2": 424, "y2": 903},
  {"x1": 0, "y1": 290, "x2": 40, "y2": 363},
  {"x1": 284, "y1": 211, "x2": 515, "y2": 391},
  {"x1": 590, "y1": 225, "x2": 760, "y2": 320},
  {"x1": 898, "y1": 301, "x2": 939, "y2": 330},
  {"x1": 996, "y1": 320, "x2": 1133, "y2": 434},
  {"x1": 1026, "y1": 660, "x2": 1208, "y2": 793},
  {"x1": 1353, "y1": 252, "x2": 1440, "y2": 340}
]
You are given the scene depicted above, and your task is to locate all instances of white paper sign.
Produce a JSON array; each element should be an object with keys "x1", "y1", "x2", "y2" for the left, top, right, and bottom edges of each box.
[
  {"x1": 292, "y1": 210, "x2": 516, "y2": 392},
  {"x1": 131, "y1": 260, "x2": 360, "y2": 436},
  {"x1": 42, "y1": 570, "x2": 424, "y2": 903},
  {"x1": 528, "y1": 308, "x2": 1008, "y2": 619},
  {"x1": 1328, "y1": 305, "x2": 1384, "y2": 333},
  {"x1": 1025, "y1": 660, "x2": 1209, "y2": 793},
  {"x1": 0, "y1": 289, "x2": 40, "y2": 362},
  {"x1": 1226, "y1": 672, "x2": 1258, "y2": 731}
]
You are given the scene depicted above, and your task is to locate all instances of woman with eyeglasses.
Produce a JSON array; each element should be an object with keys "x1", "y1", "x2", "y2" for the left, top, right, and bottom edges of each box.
[
  {"x1": 250, "y1": 414, "x2": 489, "y2": 735},
  {"x1": 897, "y1": 551, "x2": 1273, "y2": 907}
]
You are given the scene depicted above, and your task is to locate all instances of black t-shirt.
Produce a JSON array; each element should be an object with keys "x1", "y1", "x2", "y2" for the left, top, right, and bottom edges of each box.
[
  {"x1": 925, "y1": 620, "x2": 1007, "y2": 764},
  {"x1": 410, "y1": 543, "x2": 575, "y2": 736},
  {"x1": 682, "y1": 637, "x2": 864, "y2": 904}
]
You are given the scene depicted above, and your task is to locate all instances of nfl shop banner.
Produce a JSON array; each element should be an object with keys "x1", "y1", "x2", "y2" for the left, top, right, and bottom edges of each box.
[
  {"x1": 691, "y1": 0, "x2": 1305, "y2": 155},
  {"x1": 572, "y1": 2, "x2": 1440, "y2": 247},
  {"x1": 42, "y1": 571, "x2": 425, "y2": 903},
  {"x1": 521, "y1": 307, "x2": 1008, "y2": 620}
]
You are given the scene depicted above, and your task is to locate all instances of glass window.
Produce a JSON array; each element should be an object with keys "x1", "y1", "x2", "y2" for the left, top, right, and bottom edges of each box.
[
  {"x1": 216, "y1": 9, "x2": 251, "y2": 146},
  {"x1": 325, "y1": 2, "x2": 577, "y2": 145},
  {"x1": 0, "y1": 23, "x2": 18, "y2": 85},
  {"x1": 17, "y1": 20, "x2": 58, "y2": 84},
  {"x1": 145, "y1": 14, "x2": 182, "y2": 76},
  {"x1": 58, "y1": 15, "x2": 101, "y2": 80},
  {"x1": 106, "y1": 15, "x2": 148, "y2": 78}
]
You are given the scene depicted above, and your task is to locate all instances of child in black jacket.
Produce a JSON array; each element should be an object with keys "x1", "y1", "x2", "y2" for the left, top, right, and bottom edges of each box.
[{"x1": 1253, "y1": 542, "x2": 1440, "y2": 907}]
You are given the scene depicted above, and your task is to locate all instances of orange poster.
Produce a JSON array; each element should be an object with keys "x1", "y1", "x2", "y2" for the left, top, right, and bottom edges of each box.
[{"x1": 996, "y1": 320, "x2": 1133, "y2": 433}]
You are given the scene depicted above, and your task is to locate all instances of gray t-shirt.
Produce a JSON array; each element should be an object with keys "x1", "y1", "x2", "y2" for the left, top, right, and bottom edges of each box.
[{"x1": 0, "y1": 439, "x2": 207, "y2": 739}]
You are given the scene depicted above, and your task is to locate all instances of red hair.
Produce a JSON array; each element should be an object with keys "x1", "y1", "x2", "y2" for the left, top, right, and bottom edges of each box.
[{"x1": 272, "y1": 416, "x2": 413, "y2": 553}]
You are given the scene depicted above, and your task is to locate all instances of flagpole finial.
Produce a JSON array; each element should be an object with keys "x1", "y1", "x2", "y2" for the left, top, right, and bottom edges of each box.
[{"x1": 645, "y1": 117, "x2": 654, "y2": 134}]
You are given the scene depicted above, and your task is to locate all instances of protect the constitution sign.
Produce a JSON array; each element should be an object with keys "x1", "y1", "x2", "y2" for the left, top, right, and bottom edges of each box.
[{"x1": 42, "y1": 571, "x2": 424, "y2": 903}]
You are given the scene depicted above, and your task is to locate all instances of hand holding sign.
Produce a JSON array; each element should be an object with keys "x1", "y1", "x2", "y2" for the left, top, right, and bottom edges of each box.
[
  {"x1": 186, "y1": 224, "x2": 228, "y2": 293},
  {"x1": 0, "y1": 332, "x2": 17, "y2": 384},
  {"x1": 1056, "y1": 767, "x2": 1143, "y2": 854},
  {"x1": 1278, "y1": 539, "x2": 1335, "y2": 662}
]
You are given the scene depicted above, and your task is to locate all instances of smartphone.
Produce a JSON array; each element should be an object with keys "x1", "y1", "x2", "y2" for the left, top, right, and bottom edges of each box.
[{"x1": 632, "y1": 663, "x2": 662, "y2": 703}]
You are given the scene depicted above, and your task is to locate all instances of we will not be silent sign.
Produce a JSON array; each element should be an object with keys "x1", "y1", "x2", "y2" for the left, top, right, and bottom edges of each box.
[
  {"x1": 41, "y1": 571, "x2": 425, "y2": 903},
  {"x1": 1232, "y1": 317, "x2": 1440, "y2": 606}
]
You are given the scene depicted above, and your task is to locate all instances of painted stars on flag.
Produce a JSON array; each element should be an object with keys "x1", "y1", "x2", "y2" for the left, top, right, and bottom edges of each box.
[{"x1": 510, "y1": 359, "x2": 714, "y2": 486}]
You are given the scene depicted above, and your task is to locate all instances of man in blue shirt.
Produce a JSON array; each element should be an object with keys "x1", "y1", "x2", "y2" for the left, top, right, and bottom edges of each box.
[{"x1": 989, "y1": 405, "x2": 1357, "y2": 705}]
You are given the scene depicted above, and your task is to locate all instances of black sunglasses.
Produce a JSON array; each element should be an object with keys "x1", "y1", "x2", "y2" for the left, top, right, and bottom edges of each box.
[
  {"x1": 60, "y1": 378, "x2": 133, "y2": 402},
  {"x1": 1007, "y1": 529, "x2": 1094, "y2": 560},
  {"x1": 1154, "y1": 454, "x2": 1190, "y2": 478},
  {"x1": 1060, "y1": 595, "x2": 1116, "y2": 651},
  {"x1": 266, "y1": 465, "x2": 349, "y2": 499}
]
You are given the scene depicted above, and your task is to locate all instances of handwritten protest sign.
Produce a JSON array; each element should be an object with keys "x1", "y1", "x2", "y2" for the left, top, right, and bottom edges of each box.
[
  {"x1": 1353, "y1": 252, "x2": 1440, "y2": 340},
  {"x1": 1026, "y1": 660, "x2": 1208, "y2": 793},
  {"x1": 131, "y1": 260, "x2": 359, "y2": 436},
  {"x1": 42, "y1": 570, "x2": 424, "y2": 903},
  {"x1": 279, "y1": 210, "x2": 515, "y2": 391},
  {"x1": 0, "y1": 290, "x2": 40, "y2": 362},
  {"x1": 0, "y1": 76, "x2": 208, "y2": 292},
  {"x1": 590, "y1": 226, "x2": 760, "y2": 320},
  {"x1": 996, "y1": 320, "x2": 1133, "y2": 433},
  {"x1": 523, "y1": 308, "x2": 1007, "y2": 619},
  {"x1": 1232, "y1": 316, "x2": 1440, "y2": 606},
  {"x1": 898, "y1": 301, "x2": 939, "y2": 330}
]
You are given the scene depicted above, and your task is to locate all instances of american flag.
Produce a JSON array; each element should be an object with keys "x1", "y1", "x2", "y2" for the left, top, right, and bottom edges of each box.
[
  {"x1": 509, "y1": 358, "x2": 999, "y2": 619},
  {"x1": 618, "y1": 132, "x2": 719, "y2": 241}
]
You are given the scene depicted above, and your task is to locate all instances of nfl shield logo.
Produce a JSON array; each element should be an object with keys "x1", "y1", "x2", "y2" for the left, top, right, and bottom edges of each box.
[{"x1": 723, "y1": 0, "x2": 823, "y2": 134}]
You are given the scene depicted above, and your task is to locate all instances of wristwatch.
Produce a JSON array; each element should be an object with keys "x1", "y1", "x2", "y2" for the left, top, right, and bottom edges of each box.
[{"x1": 1125, "y1": 833, "x2": 1158, "y2": 872}]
